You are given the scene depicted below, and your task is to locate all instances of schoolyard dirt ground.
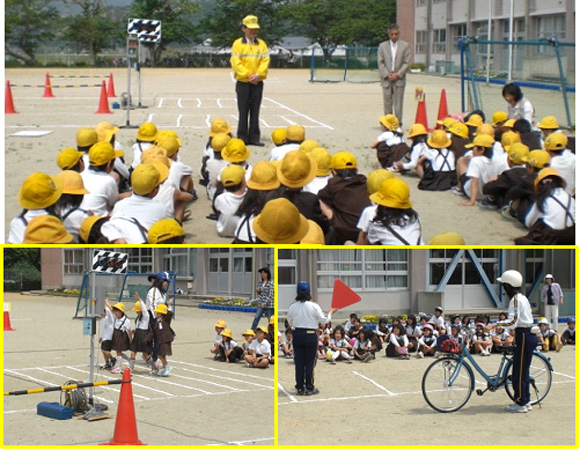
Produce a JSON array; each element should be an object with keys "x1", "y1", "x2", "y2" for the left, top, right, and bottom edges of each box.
[
  {"x1": 278, "y1": 337, "x2": 577, "y2": 446},
  {"x1": 2, "y1": 293, "x2": 275, "y2": 446},
  {"x1": 3, "y1": 67, "x2": 555, "y2": 244}
]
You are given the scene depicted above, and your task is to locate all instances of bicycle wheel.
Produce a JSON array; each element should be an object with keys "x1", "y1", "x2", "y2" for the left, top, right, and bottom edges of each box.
[
  {"x1": 504, "y1": 353, "x2": 552, "y2": 405},
  {"x1": 422, "y1": 357, "x2": 473, "y2": 412}
]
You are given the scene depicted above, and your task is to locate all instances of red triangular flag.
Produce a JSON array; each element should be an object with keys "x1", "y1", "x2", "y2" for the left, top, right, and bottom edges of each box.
[{"x1": 331, "y1": 279, "x2": 361, "y2": 310}]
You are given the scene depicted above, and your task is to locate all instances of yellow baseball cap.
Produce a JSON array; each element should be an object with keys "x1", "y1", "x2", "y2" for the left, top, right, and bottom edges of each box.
[
  {"x1": 534, "y1": 168, "x2": 565, "y2": 191},
  {"x1": 79, "y1": 216, "x2": 105, "y2": 244},
  {"x1": 474, "y1": 123, "x2": 495, "y2": 137},
  {"x1": 131, "y1": 163, "x2": 164, "y2": 195},
  {"x1": 88, "y1": 141, "x2": 124, "y2": 166},
  {"x1": 330, "y1": 151, "x2": 357, "y2": 170},
  {"x1": 253, "y1": 198, "x2": 310, "y2": 244},
  {"x1": 156, "y1": 135, "x2": 181, "y2": 157},
  {"x1": 286, "y1": 125, "x2": 306, "y2": 142},
  {"x1": 256, "y1": 326, "x2": 269, "y2": 334},
  {"x1": 507, "y1": 142, "x2": 530, "y2": 165},
  {"x1": 379, "y1": 114, "x2": 399, "y2": 131},
  {"x1": 465, "y1": 114, "x2": 483, "y2": 127},
  {"x1": 95, "y1": 122, "x2": 119, "y2": 143},
  {"x1": 271, "y1": 128, "x2": 287, "y2": 145},
  {"x1": 246, "y1": 161, "x2": 280, "y2": 191},
  {"x1": 209, "y1": 118, "x2": 232, "y2": 137},
  {"x1": 544, "y1": 132, "x2": 568, "y2": 151},
  {"x1": 136, "y1": 122, "x2": 158, "y2": 142},
  {"x1": 156, "y1": 130, "x2": 182, "y2": 147},
  {"x1": 211, "y1": 133, "x2": 231, "y2": 153},
  {"x1": 407, "y1": 123, "x2": 428, "y2": 139},
  {"x1": 18, "y1": 173, "x2": 63, "y2": 209},
  {"x1": 449, "y1": 122, "x2": 469, "y2": 139},
  {"x1": 214, "y1": 319, "x2": 227, "y2": 328},
  {"x1": 370, "y1": 178, "x2": 412, "y2": 209},
  {"x1": 300, "y1": 220, "x2": 325, "y2": 245},
  {"x1": 222, "y1": 138, "x2": 250, "y2": 163},
  {"x1": 56, "y1": 170, "x2": 89, "y2": 195},
  {"x1": 148, "y1": 218, "x2": 185, "y2": 244},
  {"x1": 428, "y1": 232, "x2": 466, "y2": 245},
  {"x1": 140, "y1": 145, "x2": 168, "y2": 164},
  {"x1": 537, "y1": 116, "x2": 560, "y2": 130},
  {"x1": 57, "y1": 147, "x2": 85, "y2": 170},
  {"x1": 427, "y1": 130, "x2": 452, "y2": 149},
  {"x1": 242, "y1": 15, "x2": 260, "y2": 29},
  {"x1": 465, "y1": 134, "x2": 495, "y2": 149},
  {"x1": 491, "y1": 111, "x2": 508, "y2": 125},
  {"x1": 309, "y1": 147, "x2": 332, "y2": 176},
  {"x1": 154, "y1": 304, "x2": 168, "y2": 315},
  {"x1": 502, "y1": 118, "x2": 516, "y2": 129},
  {"x1": 23, "y1": 215, "x2": 73, "y2": 244},
  {"x1": 522, "y1": 150, "x2": 551, "y2": 169},
  {"x1": 299, "y1": 139, "x2": 319, "y2": 155},
  {"x1": 221, "y1": 164, "x2": 246, "y2": 187},
  {"x1": 435, "y1": 117, "x2": 456, "y2": 129},
  {"x1": 76, "y1": 128, "x2": 98, "y2": 148},
  {"x1": 500, "y1": 130, "x2": 521, "y2": 150},
  {"x1": 366, "y1": 169, "x2": 394, "y2": 194},
  {"x1": 277, "y1": 150, "x2": 317, "y2": 188}
]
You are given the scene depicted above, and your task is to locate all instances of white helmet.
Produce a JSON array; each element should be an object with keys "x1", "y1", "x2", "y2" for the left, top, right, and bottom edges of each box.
[{"x1": 497, "y1": 270, "x2": 523, "y2": 287}]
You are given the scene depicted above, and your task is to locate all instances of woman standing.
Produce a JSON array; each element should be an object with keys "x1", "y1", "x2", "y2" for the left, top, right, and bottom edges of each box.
[
  {"x1": 287, "y1": 282, "x2": 337, "y2": 396},
  {"x1": 251, "y1": 267, "x2": 275, "y2": 330}
]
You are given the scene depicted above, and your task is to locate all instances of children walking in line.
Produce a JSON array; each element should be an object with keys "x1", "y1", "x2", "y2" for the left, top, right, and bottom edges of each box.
[
  {"x1": 152, "y1": 298, "x2": 175, "y2": 376},
  {"x1": 129, "y1": 299, "x2": 154, "y2": 372},
  {"x1": 105, "y1": 299, "x2": 132, "y2": 374}
]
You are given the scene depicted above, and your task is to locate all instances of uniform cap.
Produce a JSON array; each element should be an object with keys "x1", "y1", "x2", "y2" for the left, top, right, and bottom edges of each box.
[
  {"x1": 297, "y1": 281, "x2": 310, "y2": 294},
  {"x1": 507, "y1": 142, "x2": 530, "y2": 165},
  {"x1": 407, "y1": 123, "x2": 428, "y2": 138},
  {"x1": 23, "y1": 215, "x2": 73, "y2": 244},
  {"x1": 209, "y1": 118, "x2": 232, "y2": 137},
  {"x1": 148, "y1": 218, "x2": 185, "y2": 244},
  {"x1": 154, "y1": 304, "x2": 168, "y2": 315},
  {"x1": 309, "y1": 147, "x2": 332, "y2": 176},
  {"x1": 299, "y1": 139, "x2": 320, "y2": 155},
  {"x1": 330, "y1": 151, "x2": 357, "y2": 170},
  {"x1": 300, "y1": 220, "x2": 325, "y2": 245},
  {"x1": 246, "y1": 161, "x2": 280, "y2": 190},
  {"x1": 89, "y1": 141, "x2": 124, "y2": 166},
  {"x1": 474, "y1": 123, "x2": 495, "y2": 137},
  {"x1": 76, "y1": 128, "x2": 98, "y2": 148},
  {"x1": 286, "y1": 125, "x2": 306, "y2": 142},
  {"x1": 379, "y1": 114, "x2": 399, "y2": 131},
  {"x1": 427, "y1": 129, "x2": 452, "y2": 149},
  {"x1": 370, "y1": 178, "x2": 412, "y2": 209},
  {"x1": 428, "y1": 232, "x2": 465, "y2": 245},
  {"x1": 221, "y1": 138, "x2": 250, "y2": 162},
  {"x1": 156, "y1": 129, "x2": 182, "y2": 146},
  {"x1": 242, "y1": 329, "x2": 256, "y2": 337},
  {"x1": 155, "y1": 135, "x2": 181, "y2": 157},
  {"x1": 534, "y1": 168, "x2": 565, "y2": 191},
  {"x1": 79, "y1": 216, "x2": 104, "y2": 244},
  {"x1": 500, "y1": 130, "x2": 521, "y2": 150},
  {"x1": 502, "y1": 118, "x2": 516, "y2": 129},
  {"x1": 544, "y1": 274, "x2": 553, "y2": 280},
  {"x1": 242, "y1": 15, "x2": 260, "y2": 29},
  {"x1": 366, "y1": 169, "x2": 394, "y2": 194},
  {"x1": 95, "y1": 122, "x2": 119, "y2": 143},
  {"x1": 136, "y1": 122, "x2": 158, "y2": 142},
  {"x1": 491, "y1": 111, "x2": 508, "y2": 125},
  {"x1": 435, "y1": 117, "x2": 456, "y2": 130},
  {"x1": 537, "y1": 116, "x2": 559, "y2": 130},
  {"x1": 220, "y1": 164, "x2": 246, "y2": 187},
  {"x1": 465, "y1": 134, "x2": 495, "y2": 149},
  {"x1": 214, "y1": 320, "x2": 227, "y2": 328},
  {"x1": 253, "y1": 198, "x2": 310, "y2": 244},
  {"x1": 277, "y1": 150, "x2": 317, "y2": 188},
  {"x1": 543, "y1": 132, "x2": 568, "y2": 151},
  {"x1": 465, "y1": 114, "x2": 483, "y2": 127},
  {"x1": 131, "y1": 163, "x2": 164, "y2": 195},
  {"x1": 56, "y1": 170, "x2": 89, "y2": 195},
  {"x1": 18, "y1": 172, "x2": 63, "y2": 209},
  {"x1": 140, "y1": 145, "x2": 167, "y2": 165},
  {"x1": 211, "y1": 133, "x2": 232, "y2": 153},
  {"x1": 132, "y1": 301, "x2": 142, "y2": 312},
  {"x1": 112, "y1": 302, "x2": 126, "y2": 313},
  {"x1": 57, "y1": 147, "x2": 84, "y2": 170},
  {"x1": 522, "y1": 150, "x2": 551, "y2": 169},
  {"x1": 271, "y1": 128, "x2": 287, "y2": 145},
  {"x1": 449, "y1": 122, "x2": 469, "y2": 139},
  {"x1": 497, "y1": 269, "x2": 523, "y2": 287},
  {"x1": 256, "y1": 326, "x2": 268, "y2": 334},
  {"x1": 220, "y1": 329, "x2": 233, "y2": 339}
]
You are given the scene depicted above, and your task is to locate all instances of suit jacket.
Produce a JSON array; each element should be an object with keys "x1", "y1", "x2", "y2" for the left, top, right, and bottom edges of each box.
[{"x1": 378, "y1": 39, "x2": 411, "y2": 88}]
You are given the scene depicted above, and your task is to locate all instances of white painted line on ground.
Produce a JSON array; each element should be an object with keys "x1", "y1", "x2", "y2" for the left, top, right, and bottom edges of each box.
[
  {"x1": 277, "y1": 383, "x2": 298, "y2": 403},
  {"x1": 147, "y1": 113, "x2": 154, "y2": 122},
  {"x1": 260, "y1": 118, "x2": 271, "y2": 128},
  {"x1": 215, "y1": 437, "x2": 275, "y2": 446},
  {"x1": 264, "y1": 97, "x2": 334, "y2": 130},
  {"x1": 176, "y1": 366, "x2": 274, "y2": 389},
  {"x1": 552, "y1": 370, "x2": 575, "y2": 380},
  {"x1": 168, "y1": 360, "x2": 274, "y2": 382},
  {"x1": 197, "y1": 98, "x2": 202, "y2": 108},
  {"x1": 157, "y1": 98, "x2": 164, "y2": 108},
  {"x1": 167, "y1": 372, "x2": 243, "y2": 391},
  {"x1": 352, "y1": 371, "x2": 395, "y2": 395},
  {"x1": 216, "y1": 98, "x2": 224, "y2": 108},
  {"x1": 4, "y1": 369, "x2": 60, "y2": 387},
  {"x1": 230, "y1": 114, "x2": 239, "y2": 122},
  {"x1": 132, "y1": 374, "x2": 212, "y2": 395},
  {"x1": 177, "y1": 98, "x2": 183, "y2": 109},
  {"x1": 279, "y1": 392, "x2": 388, "y2": 405},
  {"x1": 277, "y1": 115, "x2": 296, "y2": 125},
  {"x1": 176, "y1": 114, "x2": 183, "y2": 127},
  {"x1": 205, "y1": 114, "x2": 212, "y2": 128},
  {"x1": 4, "y1": 409, "x2": 38, "y2": 414}
]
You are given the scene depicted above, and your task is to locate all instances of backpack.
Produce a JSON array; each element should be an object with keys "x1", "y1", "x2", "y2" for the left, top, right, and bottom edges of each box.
[{"x1": 438, "y1": 336, "x2": 460, "y2": 354}]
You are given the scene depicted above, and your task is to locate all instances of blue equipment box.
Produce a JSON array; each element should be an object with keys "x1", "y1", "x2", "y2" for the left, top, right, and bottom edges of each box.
[{"x1": 37, "y1": 402, "x2": 73, "y2": 420}]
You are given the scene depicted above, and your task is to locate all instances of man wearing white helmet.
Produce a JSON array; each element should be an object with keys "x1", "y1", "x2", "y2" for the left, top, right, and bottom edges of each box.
[
  {"x1": 487, "y1": 269, "x2": 535, "y2": 413},
  {"x1": 541, "y1": 274, "x2": 564, "y2": 332}
]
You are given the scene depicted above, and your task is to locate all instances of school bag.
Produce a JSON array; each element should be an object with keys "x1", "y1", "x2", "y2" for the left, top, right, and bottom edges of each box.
[{"x1": 436, "y1": 334, "x2": 460, "y2": 353}]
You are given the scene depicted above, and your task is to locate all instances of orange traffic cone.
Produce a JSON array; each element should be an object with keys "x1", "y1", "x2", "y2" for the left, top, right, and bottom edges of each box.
[
  {"x1": 42, "y1": 73, "x2": 55, "y2": 98},
  {"x1": 107, "y1": 73, "x2": 117, "y2": 98},
  {"x1": 102, "y1": 369, "x2": 144, "y2": 445},
  {"x1": 435, "y1": 89, "x2": 449, "y2": 130},
  {"x1": 414, "y1": 96, "x2": 429, "y2": 131},
  {"x1": 96, "y1": 81, "x2": 112, "y2": 114},
  {"x1": 5, "y1": 81, "x2": 17, "y2": 114},
  {"x1": 4, "y1": 303, "x2": 15, "y2": 331}
]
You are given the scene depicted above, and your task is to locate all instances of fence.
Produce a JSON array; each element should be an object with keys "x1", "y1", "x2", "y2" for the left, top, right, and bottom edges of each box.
[
  {"x1": 4, "y1": 270, "x2": 41, "y2": 292},
  {"x1": 309, "y1": 46, "x2": 380, "y2": 83},
  {"x1": 459, "y1": 36, "x2": 575, "y2": 129}
]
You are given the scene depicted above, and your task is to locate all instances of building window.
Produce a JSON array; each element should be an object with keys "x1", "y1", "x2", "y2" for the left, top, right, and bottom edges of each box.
[
  {"x1": 63, "y1": 249, "x2": 84, "y2": 275},
  {"x1": 161, "y1": 248, "x2": 196, "y2": 279},
  {"x1": 415, "y1": 30, "x2": 427, "y2": 54},
  {"x1": 537, "y1": 14, "x2": 566, "y2": 40},
  {"x1": 316, "y1": 249, "x2": 408, "y2": 291},
  {"x1": 452, "y1": 24, "x2": 467, "y2": 51},
  {"x1": 524, "y1": 249, "x2": 544, "y2": 287},
  {"x1": 416, "y1": 0, "x2": 426, "y2": 6},
  {"x1": 432, "y1": 29, "x2": 446, "y2": 54},
  {"x1": 127, "y1": 248, "x2": 153, "y2": 274},
  {"x1": 429, "y1": 249, "x2": 499, "y2": 286}
]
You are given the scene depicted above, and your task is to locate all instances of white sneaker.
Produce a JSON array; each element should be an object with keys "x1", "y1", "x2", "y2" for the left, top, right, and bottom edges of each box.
[
  {"x1": 525, "y1": 402, "x2": 532, "y2": 412},
  {"x1": 416, "y1": 352, "x2": 424, "y2": 359},
  {"x1": 505, "y1": 403, "x2": 528, "y2": 413},
  {"x1": 434, "y1": 351, "x2": 441, "y2": 358}
]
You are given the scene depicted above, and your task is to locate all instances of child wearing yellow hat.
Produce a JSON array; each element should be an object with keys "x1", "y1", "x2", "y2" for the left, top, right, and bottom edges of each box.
[
  {"x1": 303, "y1": 147, "x2": 332, "y2": 195},
  {"x1": 318, "y1": 151, "x2": 371, "y2": 244},
  {"x1": 9, "y1": 172, "x2": 63, "y2": 244},
  {"x1": 201, "y1": 118, "x2": 233, "y2": 186},
  {"x1": 355, "y1": 169, "x2": 394, "y2": 245},
  {"x1": 512, "y1": 119, "x2": 542, "y2": 153},
  {"x1": 96, "y1": 121, "x2": 130, "y2": 191},
  {"x1": 131, "y1": 122, "x2": 158, "y2": 169},
  {"x1": 104, "y1": 298, "x2": 132, "y2": 374},
  {"x1": 371, "y1": 115, "x2": 408, "y2": 169},
  {"x1": 22, "y1": 215, "x2": 74, "y2": 244},
  {"x1": 152, "y1": 297, "x2": 175, "y2": 376},
  {"x1": 75, "y1": 127, "x2": 98, "y2": 168},
  {"x1": 543, "y1": 133, "x2": 575, "y2": 196},
  {"x1": 129, "y1": 298, "x2": 154, "y2": 372},
  {"x1": 241, "y1": 329, "x2": 256, "y2": 358},
  {"x1": 252, "y1": 198, "x2": 310, "y2": 244},
  {"x1": 57, "y1": 147, "x2": 85, "y2": 172},
  {"x1": 214, "y1": 164, "x2": 247, "y2": 237},
  {"x1": 206, "y1": 133, "x2": 232, "y2": 201},
  {"x1": 244, "y1": 326, "x2": 271, "y2": 368},
  {"x1": 218, "y1": 329, "x2": 244, "y2": 363},
  {"x1": 393, "y1": 123, "x2": 428, "y2": 173},
  {"x1": 366, "y1": 178, "x2": 423, "y2": 245},
  {"x1": 211, "y1": 320, "x2": 228, "y2": 359},
  {"x1": 148, "y1": 218, "x2": 185, "y2": 244},
  {"x1": 269, "y1": 124, "x2": 305, "y2": 161},
  {"x1": 54, "y1": 170, "x2": 90, "y2": 242}
]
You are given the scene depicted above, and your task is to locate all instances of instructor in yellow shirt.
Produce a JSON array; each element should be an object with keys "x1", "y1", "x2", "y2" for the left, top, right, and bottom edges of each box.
[{"x1": 230, "y1": 15, "x2": 270, "y2": 147}]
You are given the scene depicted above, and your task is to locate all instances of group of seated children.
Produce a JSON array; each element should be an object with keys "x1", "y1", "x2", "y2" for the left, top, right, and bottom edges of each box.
[{"x1": 210, "y1": 318, "x2": 274, "y2": 368}]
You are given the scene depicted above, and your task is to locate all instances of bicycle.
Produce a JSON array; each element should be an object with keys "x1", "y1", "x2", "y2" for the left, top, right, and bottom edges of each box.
[{"x1": 422, "y1": 341, "x2": 553, "y2": 412}]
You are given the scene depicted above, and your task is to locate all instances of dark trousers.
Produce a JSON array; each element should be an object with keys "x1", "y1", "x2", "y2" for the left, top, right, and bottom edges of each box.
[
  {"x1": 512, "y1": 327, "x2": 537, "y2": 406},
  {"x1": 292, "y1": 328, "x2": 318, "y2": 391},
  {"x1": 251, "y1": 306, "x2": 274, "y2": 331},
  {"x1": 236, "y1": 81, "x2": 263, "y2": 144}
]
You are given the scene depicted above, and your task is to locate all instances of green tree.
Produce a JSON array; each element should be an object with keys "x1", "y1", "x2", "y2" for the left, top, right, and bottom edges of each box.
[
  {"x1": 62, "y1": 0, "x2": 122, "y2": 66},
  {"x1": 284, "y1": 0, "x2": 396, "y2": 56},
  {"x1": 5, "y1": 0, "x2": 60, "y2": 66},
  {"x1": 198, "y1": 0, "x2": 288, "y2": 49},
  {"x1": 4, "y1": 249, "x2": 41, "y2": 272},
  {"x1": 130, "y1": 0, "x2": 201, "y2": 66}
]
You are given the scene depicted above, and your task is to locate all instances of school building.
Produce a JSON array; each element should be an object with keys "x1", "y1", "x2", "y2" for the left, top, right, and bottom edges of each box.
[
  {"x1": 278, "y1": 248, "x2": 576, "y2": 319},
  {"x1": 40, "y1": 248, "x2": 275, "y2": 298},
  {"x1": 397, "y1": 0, "x2": 575, "y2": 72}
]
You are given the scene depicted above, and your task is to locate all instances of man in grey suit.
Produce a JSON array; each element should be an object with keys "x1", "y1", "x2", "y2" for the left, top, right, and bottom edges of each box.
[{"x1": 378, "y1": 24, "x2": 411, "y2": 123}]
